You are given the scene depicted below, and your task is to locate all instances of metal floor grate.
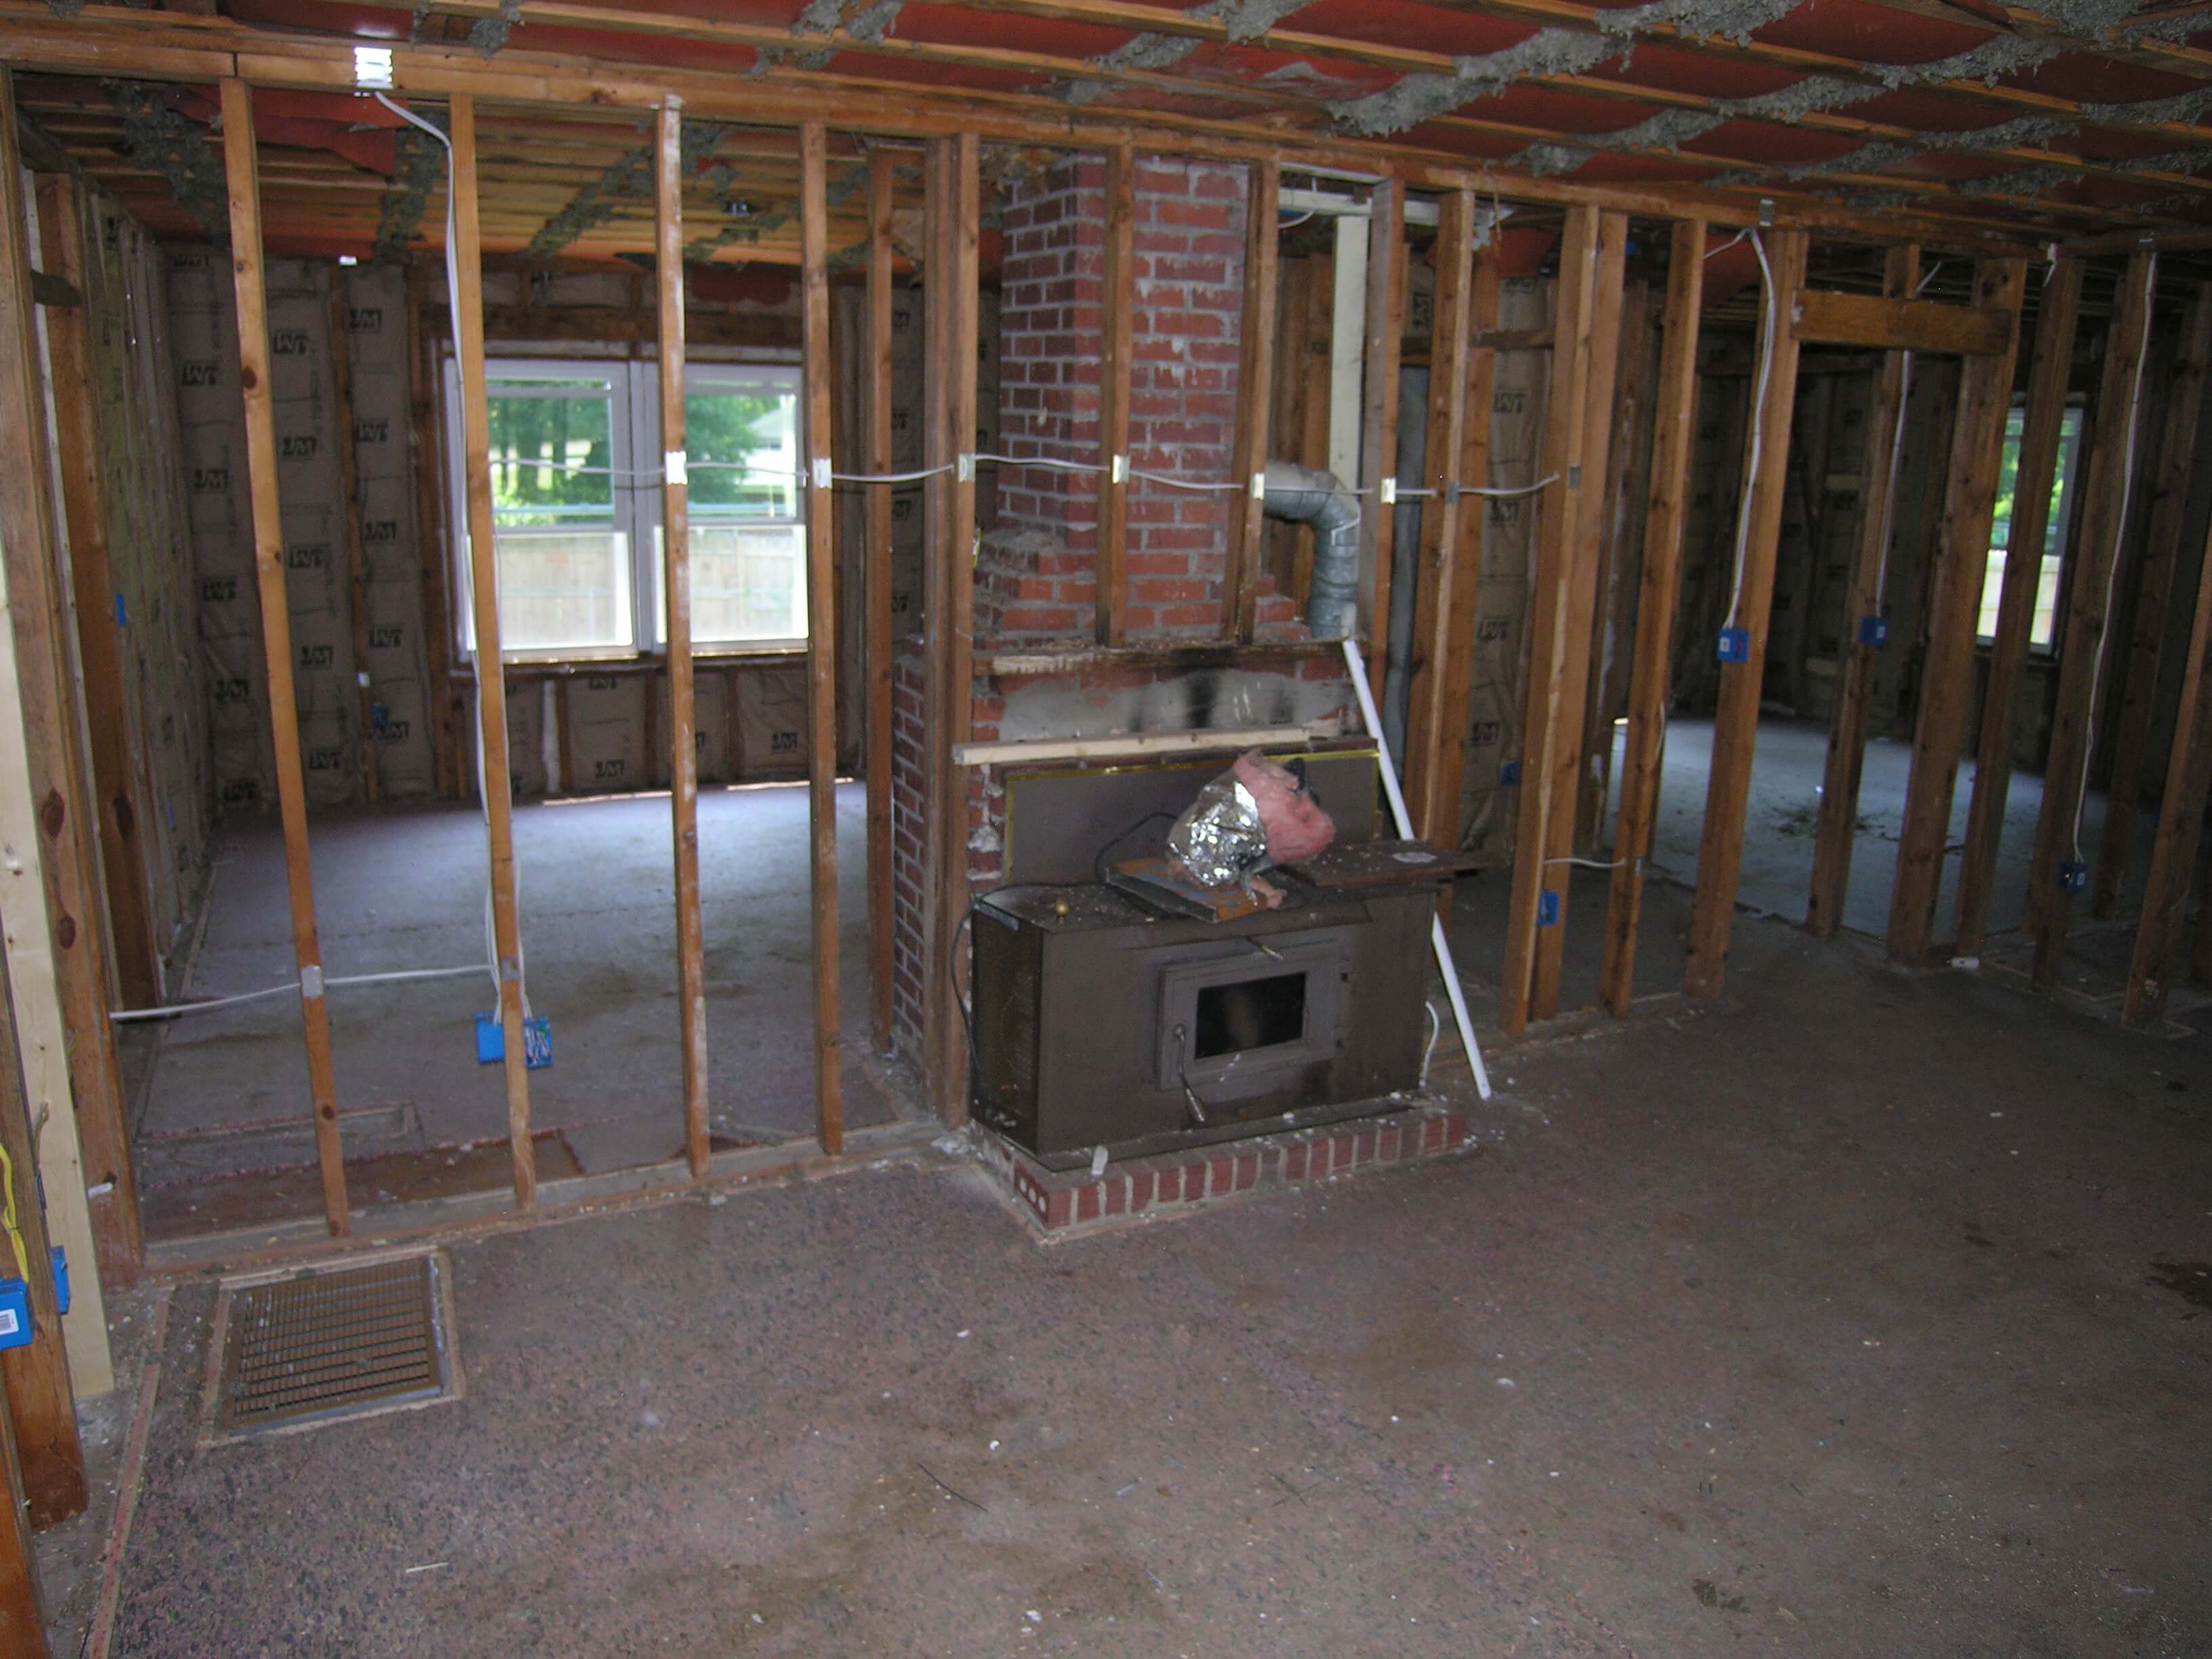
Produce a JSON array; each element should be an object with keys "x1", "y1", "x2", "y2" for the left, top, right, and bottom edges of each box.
[{"x1": 211, "y1": 1252, "x2": 457, "y2": 1441}]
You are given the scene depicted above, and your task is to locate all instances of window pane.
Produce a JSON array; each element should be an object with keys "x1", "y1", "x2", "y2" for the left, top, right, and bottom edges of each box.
[
  {"x1": 495, "y1": 530, "x2": 634, "y2": 653},
  {"x1": 687, "y1": 386, "x2": 801, "y2": 520},
  {"x1": 1980, "y1": 406, "x2": 2082, "y2": 650},
  {"x1": 652, "y1": 523, "x2": 808, "y2": 645},
  {"x1": 483, "y1": 378, "x2": 629, "y2": 653}
]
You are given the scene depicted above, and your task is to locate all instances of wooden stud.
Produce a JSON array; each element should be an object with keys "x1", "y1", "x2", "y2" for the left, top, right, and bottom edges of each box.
[
  {"x1": 1502, "y1": 206, "x2": 1607, "y2": 1034},
  {"x1": 1357, "y1": 178, "x2": 1405, "y2": 686},
  {"x1": 0, "y1": 82, "x2": 136, "y2": 1304},
  {"x1": 1955, "y1": 256, "x2": 2084, "y2": 957},
  {"x1": 865, "y1": 146, "x2": 896, "y2": 1054},
  {"x1": 0, "y1": 929, "x2": 83, "y2": 1528},
  {"x1": 1885, "y1": 258, "x2": 2028, "y2": 964},
  {"x1": 2026, "y1": 249, "x2": 2156, "y2": 992},
  {"x1": 328, "y1": 274, "x2": 380, "y2": 806},
  {"x1": 1286, "y1": 251, "x2": 1334, "y2": 607},
  {"x1": 921, "y1": 135, "x2": 980, "y2": 1126},
  {"x1": 1527, "y1": 209, "x2": 1631, "y2": 1024},
  {"x1": 1601, "y1": 218, "x2": 1706, "y2": 1017},
  {"x1": 448, "y1": 91, "x2": 537, "y2": 1208},
  {"x1": 1807, "y1": 246, "x2": 1919, "y2": 939},
  {"x1": 0, "y1": 1368, "x2": 52, "y2": 1659},
  {"x1": 1225, "y1": 157, "x2": 1279, "y2": 643},
  {"x1": 2123, "y1": 504, "x2": 2212, "y2": 1026},
  {"x1": 406, "y1": 264, "x2": 462, "y2": 800},
  {"x1": 30, "y1": 174, "x2": 161, "y2": 1012},
  {"x1": 1787, "y1": 287, "x2": 2013, "y2": 356},
  {"x1": 220, "y1": 78, "x2": 352, "y2": 1235},
  {"x1": 1683, "y1": 228, "x2": 1811, "y2": 1002},
  {"x1": 1095, "y1": 139, "x2": 1134, "y2": 647},
  {"x1": 799, "y1": 121, "x2": 844, "y2": 1157},
  {"x1": 1399, "y1": 190, "x2": 1477, "y2": 846},
  {"x1": 656, "y1": 102, "x2": 711, "y2": 1178},
  {"x1": 2093, "y1": 285, "x2": 2212, "y2": 918}
]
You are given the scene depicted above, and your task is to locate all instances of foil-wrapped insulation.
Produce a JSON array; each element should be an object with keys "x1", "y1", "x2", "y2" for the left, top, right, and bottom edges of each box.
[{"x1": 1166, "y1": 777, "x2": 1268, "y2": 889}]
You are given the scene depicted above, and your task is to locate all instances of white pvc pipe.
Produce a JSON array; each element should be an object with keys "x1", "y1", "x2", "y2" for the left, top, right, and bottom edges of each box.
[{"x1": 1340, "y1": 640, "x2": 1492, "y2": 1100}]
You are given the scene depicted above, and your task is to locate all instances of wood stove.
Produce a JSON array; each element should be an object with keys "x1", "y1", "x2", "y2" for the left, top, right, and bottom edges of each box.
[{"x1": 970, "y1": 875, "x2": 1439, "y2": 1169}]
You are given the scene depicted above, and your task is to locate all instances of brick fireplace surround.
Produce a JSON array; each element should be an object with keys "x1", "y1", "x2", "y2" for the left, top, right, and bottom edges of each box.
[{"x1": 886, "y1": 153, "x2": 1360, "y2": 1090}]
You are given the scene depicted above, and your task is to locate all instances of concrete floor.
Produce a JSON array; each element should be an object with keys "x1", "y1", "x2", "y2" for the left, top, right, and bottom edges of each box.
[
  {"x1": 41, "y1": 890, "x2": 2212, "y2": 1656},
  {"x1": 1444, "y1": 715, "x2": 2167, "y2": 1027},
  {"x1": 126, "y1": 781, "x2": 901, "y2": 1233}
]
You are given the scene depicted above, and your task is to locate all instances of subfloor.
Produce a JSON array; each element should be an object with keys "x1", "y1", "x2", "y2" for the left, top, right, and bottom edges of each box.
[
  {"x1": 123, "y1": 781, "x2": 903, "y2": 1237},
  {"x1": 40, "y1": 889, "x2": 2212, "y2": 1656}
]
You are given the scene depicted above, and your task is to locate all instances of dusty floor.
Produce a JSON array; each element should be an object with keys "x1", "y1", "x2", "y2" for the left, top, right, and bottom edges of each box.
[
  {"x1": 123, "y1": 781, "x2": 897, "y2": 1234},
  {"x1": 41, "y1": 884, "x2": 2212, "y2": 1656}
]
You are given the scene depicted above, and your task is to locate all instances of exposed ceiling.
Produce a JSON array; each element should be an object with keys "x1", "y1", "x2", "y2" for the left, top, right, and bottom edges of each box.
[{"x1": 7, "y1": 0, "x2": 2211, "y2": 271}]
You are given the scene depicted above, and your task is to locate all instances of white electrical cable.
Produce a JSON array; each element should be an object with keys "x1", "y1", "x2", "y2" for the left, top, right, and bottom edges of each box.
[
  {"x1": 1397, "y1": 474, "x2": 1559, "y2": 501},
  {"x1": 378, "y1": 89, "x2": 532, "y2": 1028},
  {"x1": 2071, "y1": 251, "x2": 2158, "y2": 865},
  {"x1": 108, "y1": 965, "x2": 488, "y2": 1023},
  {"x1": 1544, "y1": 855, "x2": 1626, "y2": 869},
  {"x1": 1725, "y1": 228, "x2": 1778, "y2": 632},
  {"x1": 1340, "y1": 638, "x2": 1491, "y2": 1100}
]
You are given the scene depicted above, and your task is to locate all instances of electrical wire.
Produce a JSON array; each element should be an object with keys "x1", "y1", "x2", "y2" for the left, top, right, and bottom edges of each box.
[
  {"x1": 377, "y1": 90, "x2": 534, "y2": 1031},
  {"x1": 1725, "y1": 228, "x2": 1778, "y2": 632},
  {"x1": 0, "y1": 1141, "x2": 31, "y2": 1284},
  {"x1": 2072, "y1": 251, "x2": 2158, "y2": 865},
  {"x1": 107, "y1": 965, "x2": 490, "y2": 1023}
]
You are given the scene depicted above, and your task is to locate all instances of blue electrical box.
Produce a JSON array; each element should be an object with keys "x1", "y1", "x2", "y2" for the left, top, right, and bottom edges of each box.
[
  {"x1": 1858, "y1": 616, "x2": 1889, "y2": 648},
  {"x1": 523, "y1": 1015, "x2": 553, "y2": 1070},
  {"x1": 1498, "y1": 761, "x2": 1521, "y2": 787},
  {"x1": 50, "y1": 1246, "x2": 68, "y2": 1315},
  {"x1": 0, "y1": 1279, "x2": 30, "y2": 1351},
  {"x1": 478, "y1": 1011, "x2": 554, "y2": 1069},
  {"x1": 2058, "y1": 860, "x2": 2089, "y2": 896},
  {"x1": 1717, "y1": 628, "x2": 1751, "y2": 663},
  {"x1": 1537, "y1": 888, "x2": 1561, "y2": 927}
]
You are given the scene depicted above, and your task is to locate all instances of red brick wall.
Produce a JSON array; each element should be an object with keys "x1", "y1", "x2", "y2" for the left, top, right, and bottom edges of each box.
[{"x1": 987, "y1": 155, "x2": 1271, "y2": 643}]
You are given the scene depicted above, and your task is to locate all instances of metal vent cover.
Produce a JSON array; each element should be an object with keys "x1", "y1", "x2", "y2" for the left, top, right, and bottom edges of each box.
[{"x1": 203, "y1": 1248, "x2": 462, "y2": 1443}]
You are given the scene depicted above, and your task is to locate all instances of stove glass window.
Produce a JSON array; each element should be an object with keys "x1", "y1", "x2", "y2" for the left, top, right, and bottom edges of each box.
[{"x1": 1193, "y1": 971, "x2": 1307, "y2": 1059}]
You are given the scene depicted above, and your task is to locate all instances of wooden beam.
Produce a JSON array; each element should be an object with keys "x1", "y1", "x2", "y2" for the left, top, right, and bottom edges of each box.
[
  {"x1": 448, "y1": 91, "x2": 537, "y2": 1208},
  {"x1": 865, "y1": 146, "x2": 895, "y2": 1057},
  {"x1": 1788, "y1": 288, "x2": 2013, "y2": 356},
  {"x1": 2123, "y1": 504, "x2": 2212, "y2": 1027},
  {"x1": 328, "y1": 276, "x2": 380, "y2": 807},
  {"x1": 799, "y1": 121, "x2": 844, "y2": 1158},
  {"x1": 655, "y1": 102, "x2": 710, "y2": 1179},
  {"x1": 1601, "y1": 218, "x2": 1706, "y2": 1017},
  {"x1": 1357, "y1": 178, "x2": 1405, "y2": 685},
  {"x1": 1527, "y1": 209, "x2": 1631, "y2": 1025},
  {"x1": 0, "y1": 930, "x2": 83, "y2": 1529},
  {"x1": 2093, "y1": 285, "x2": 2212, "y2": 920},
  {"x1": 1683, "y1": 228, "x2": 1810, "y2": 1002},
  {"x1": 427, "y1": 305, "x2": 804, "y2": 350},
  {"x1": 1807, "y1": 247, "x2": 1919, "y2": 940},
  {"x1": 1094, "y1": 139, "x2": 1134, "y2": 648},
  {"x1": 30, "y1": 174, "x2": 160, "y2": 1012},
  {"x1": 1885, "y1": 257, "x2": 2028, "y2": 964},
  {"x1": 2025, "y1": 249, "x2": 2156, "y2": 993},
  {"x1": 0, "y1": 5, "x2": 2069, "y2": 257},
  {"x1": 1954, "y1": 255, "x2": 2083, "y2": 959},
  {"x1": 1399, "y1": 189, "x2": 1477, "y2": 850},
  {"x1": 1225, "y1": 157, "x2": 1279, "y2": 643},
  {"x1": 1502, "y1": 207, "x2": 1607, "y2": 1034},
  {"x1": 222, "y1": 78, "x2": 351, "y2": 1235},
  {"x1": 0, "y1": 1366, "x2": 51, "y2": 1658},
  {"x1": 921, "y1": 134, "x2": 979, "y2": 1126},
  {"x1": 0, "y1": 77, "x2": 134, "y2": 1316}
]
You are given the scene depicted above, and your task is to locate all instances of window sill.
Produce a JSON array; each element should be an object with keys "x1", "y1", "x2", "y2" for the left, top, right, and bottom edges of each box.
[{"x1": 451, "y1": 645, "x2": 806, "y2": 682}]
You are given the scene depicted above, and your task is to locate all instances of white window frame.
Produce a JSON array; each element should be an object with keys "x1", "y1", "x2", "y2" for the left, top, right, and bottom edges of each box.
[{"x1": 444, "y1": 354, "x2": 806, "y2": 663}]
